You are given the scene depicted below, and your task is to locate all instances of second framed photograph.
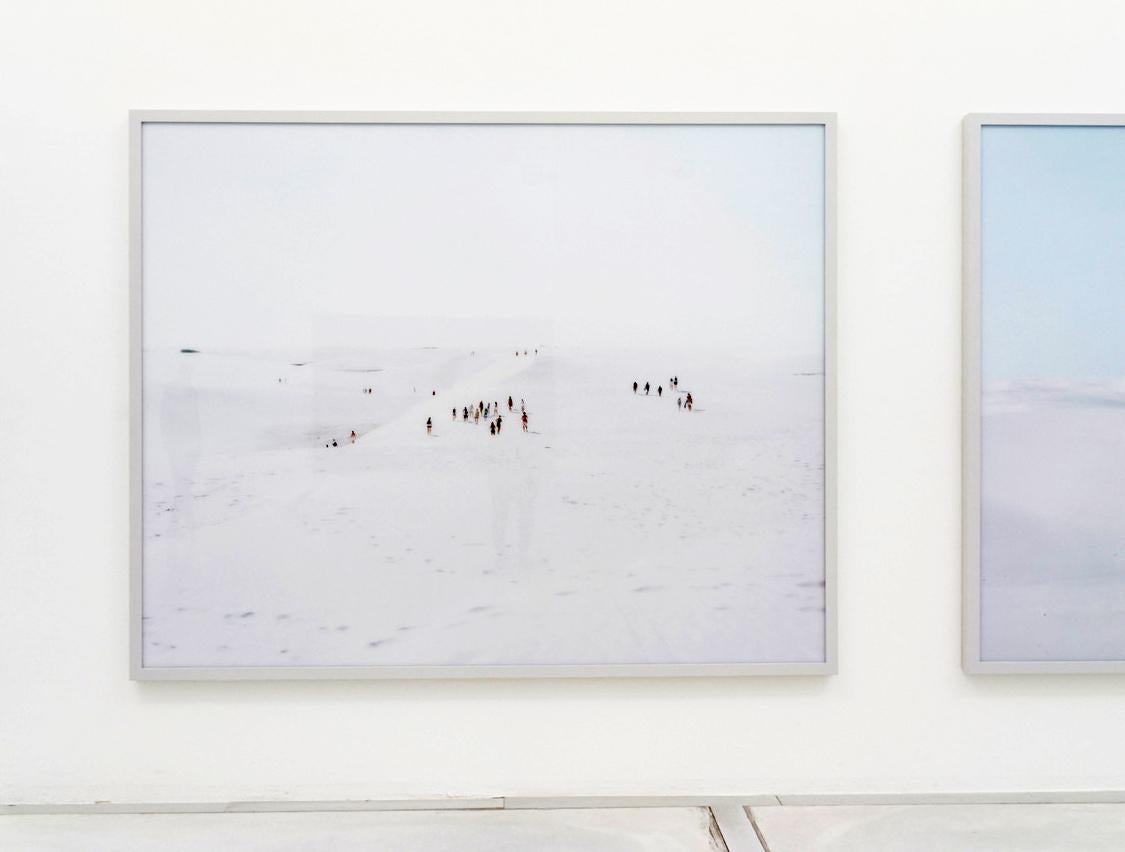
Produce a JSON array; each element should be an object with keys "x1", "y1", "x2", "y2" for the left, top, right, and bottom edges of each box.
[
  {"x1": 964, "y1": 114, "x2": 1125, "y2": 673},
  {"x1": 132, "y1": 111, "x2": 836, "y2": 679}
]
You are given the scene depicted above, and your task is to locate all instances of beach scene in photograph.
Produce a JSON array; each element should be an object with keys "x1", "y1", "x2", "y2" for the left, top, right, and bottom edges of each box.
[
  {"x1": 981, "y1": 124, "x2": 1125, "y2": 661},
  {"x1": 141, "y1": 122, "x2": 826, "y2": 668}
]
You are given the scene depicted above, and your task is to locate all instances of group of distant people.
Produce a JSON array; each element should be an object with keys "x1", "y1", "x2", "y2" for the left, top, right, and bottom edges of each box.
[
  {"x1": 433, "y1": 393, "x2": 529, "y2": 436},
  {"x1": 329, "y1": 349, "x2": 544, "y2": 444},
  {"x1": 426, "y1": 348, "x2": 539, "y2": 436},
  {"x1": 633, "y1": 376, "x2": 693, "y2": 411}
]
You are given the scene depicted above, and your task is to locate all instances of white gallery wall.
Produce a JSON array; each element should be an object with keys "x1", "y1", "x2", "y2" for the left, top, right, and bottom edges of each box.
[{"x1": 2, "y1": 0, "x2": 1124, "y2": 805}]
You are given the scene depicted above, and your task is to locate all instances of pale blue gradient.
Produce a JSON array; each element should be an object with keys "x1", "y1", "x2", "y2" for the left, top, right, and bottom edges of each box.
[
  {"x1": 983, "y1": 125, "x2": 1125, "y2": 382},
  {"x1": 143, "y1": 123, "x2": 824, "y2": 357}
]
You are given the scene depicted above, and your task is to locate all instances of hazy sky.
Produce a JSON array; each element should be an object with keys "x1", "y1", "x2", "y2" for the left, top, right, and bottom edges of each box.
[
  {"x1": 983, "y1": 125, "x2": 1125, "y2": 381},
  {"x1": 143, "y1": 122, "x2": 824, "y2": 357}
]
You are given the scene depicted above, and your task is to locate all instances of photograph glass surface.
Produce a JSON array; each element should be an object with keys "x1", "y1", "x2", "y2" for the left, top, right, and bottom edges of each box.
[
  {"x1": 980, "y1": 124, "x2": 1125, "y2": 662},
  {"x1": 139, "y1": 120, "x2": 828, "y2": 671}
]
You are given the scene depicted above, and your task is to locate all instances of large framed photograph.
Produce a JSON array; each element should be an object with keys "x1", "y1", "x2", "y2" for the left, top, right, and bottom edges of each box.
[
  {"x1": 132, "y1": 111, "x2": 836, "y2": 679},
  {"x1": 964, "y1": 114, "x2": 1125, "y2": 673}
]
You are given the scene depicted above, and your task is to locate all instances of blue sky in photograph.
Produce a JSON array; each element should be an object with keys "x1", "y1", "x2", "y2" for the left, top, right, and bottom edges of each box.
[{"x1": 983, "y1": 125, "x2": 1125, "y2": 381}]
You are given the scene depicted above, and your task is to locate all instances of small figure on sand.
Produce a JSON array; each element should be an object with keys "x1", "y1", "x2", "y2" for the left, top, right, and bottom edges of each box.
[
  {"x1": 452, "y1": 407, "x2": 457, "y2": 420},
  {"x1": 350, "y1": 430, "x2": 357, "y2": 444},
  {"x1": 490, "y1": 421, "x2": 496, "y2": 436},
  {"x1": 463, "y1": 407, "x2": 469, "y2": 422},
  {"x1": 677, "y1": 397, "x2": 682, "y2": 409},
  {"x1": 633, "y1": 381, "x2": 638, "y2": 394},
  {"x1": 473, "y1": 408, "x2": 480, "y2": 424},
  {"x1": 644, "y1": 382, "x2": 650, "y2": 395},
  {"x1": 521, "y1": 411, "x2": 529, "y2": 432},
  {"x1": 426, "y1": 417, "x2": 432, "y2": 435},
  {"x1": 657, "y1": 385, "x2": 663, "y2": 398},
  {"x1": 496, "y1": 415, "x2": 503, "y2": 434},
  {"x1": 331, "y1": 439, "x2": 338, "y2": 447},
  {"x1": 685, "y1": 392, "x2": 693, "y2": 412},
  {"x1": 432, "y1": 389, "x2": 436, "y2": 396},
  {"x1": 508, "y1": 395, "x2": 514, "y2": 411},
  {"x1": 673, "y1": 376, "x2": 679, "y2": 388}
]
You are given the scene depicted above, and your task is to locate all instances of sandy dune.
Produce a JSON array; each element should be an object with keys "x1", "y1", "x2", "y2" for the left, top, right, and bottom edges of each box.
[{"x1": 143, "y1": 345, "x2": 825, "y2": 667}]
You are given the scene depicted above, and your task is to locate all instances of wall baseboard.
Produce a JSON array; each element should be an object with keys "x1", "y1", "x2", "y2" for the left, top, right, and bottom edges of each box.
[{"x1": 4, "y1": 792, "x2": 1125, "y2": 816}]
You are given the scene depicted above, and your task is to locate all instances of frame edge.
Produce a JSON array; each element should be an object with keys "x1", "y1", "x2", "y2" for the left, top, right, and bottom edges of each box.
[
  {"x1": 962, "y1": 113, "x2": 1125, "y2": 675},
  {"x1": 128, "y1": 110, "x2": 838, "y2": 681},
  {"x1": 129, "y1": 111, "x2": 145, "y2": 681}
]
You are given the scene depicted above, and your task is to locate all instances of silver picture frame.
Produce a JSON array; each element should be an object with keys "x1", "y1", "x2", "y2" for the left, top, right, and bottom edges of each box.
[
  {"x1": 963, "y1": 113, "x2": 1125, "y2": 674},
  {"x1": 131, "y1": 110, "x2": 837, "y2": 680}
]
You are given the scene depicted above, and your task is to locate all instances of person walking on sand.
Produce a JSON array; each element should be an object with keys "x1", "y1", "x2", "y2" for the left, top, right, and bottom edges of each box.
[
  {"x1": 452, "y1": 407, "x2": 457, "y2": 420},
  {"x1": 508, "y1": 395, "x2": 513, "y2": 411},
  {"x1": 657, "y1": 385, "x2": 663, "y2": 398},
  {"x1": 633, "y1": 381, "x2": 638, "y2": 394},
  {"x1": 496, "y1": 415, "x2": 503, "y2": 434},
  {"x1": 685, "y1": 392, "x2": 693, "y2": 412},
  {"x1": 490, "y1": 421, "x2": 496, "y2": 436},
  {"x1": 463, "y1": 407, "x2": 469, "y2": 422},
  {"x1": 677, "y1": 396, "x2": 682, "y2": 409},
  {"x1": 426, "y1": 417, "x2": 433, "y2": 435},
  {"x1": 521, "y1": 411, "x2": 529, "y2": 432},
  {"x1": 474, "y1": 408, "x2": 480, "y2": 424},
  {"x1": 350, "y1": 430, "x2": 357, "y2": 444},
  {"x1": 644, "y1": 382, "x2": 650, "y2": 395}
]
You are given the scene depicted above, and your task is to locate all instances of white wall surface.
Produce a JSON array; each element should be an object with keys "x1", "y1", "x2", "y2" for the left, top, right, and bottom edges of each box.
[{"x1": 2, "y1": 0, "x2": 1124, "y2": 806}]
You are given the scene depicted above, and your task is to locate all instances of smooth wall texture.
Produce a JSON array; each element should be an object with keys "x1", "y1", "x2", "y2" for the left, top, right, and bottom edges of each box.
[{"x1": 1, "y1": 0, "x2": 1123, "y2": 805}]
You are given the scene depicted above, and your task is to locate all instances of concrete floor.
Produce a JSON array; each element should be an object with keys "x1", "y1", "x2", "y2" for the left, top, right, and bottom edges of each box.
[
  {"x1": 0, "y1": 808, "x2": 724, "y2": 852},
  {"x1": 749, "y1": 803, "x2": 1125, "y2": 851},
  {"x1": 4, "y1": 803, "x2": 1125, "y2": 851}
]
